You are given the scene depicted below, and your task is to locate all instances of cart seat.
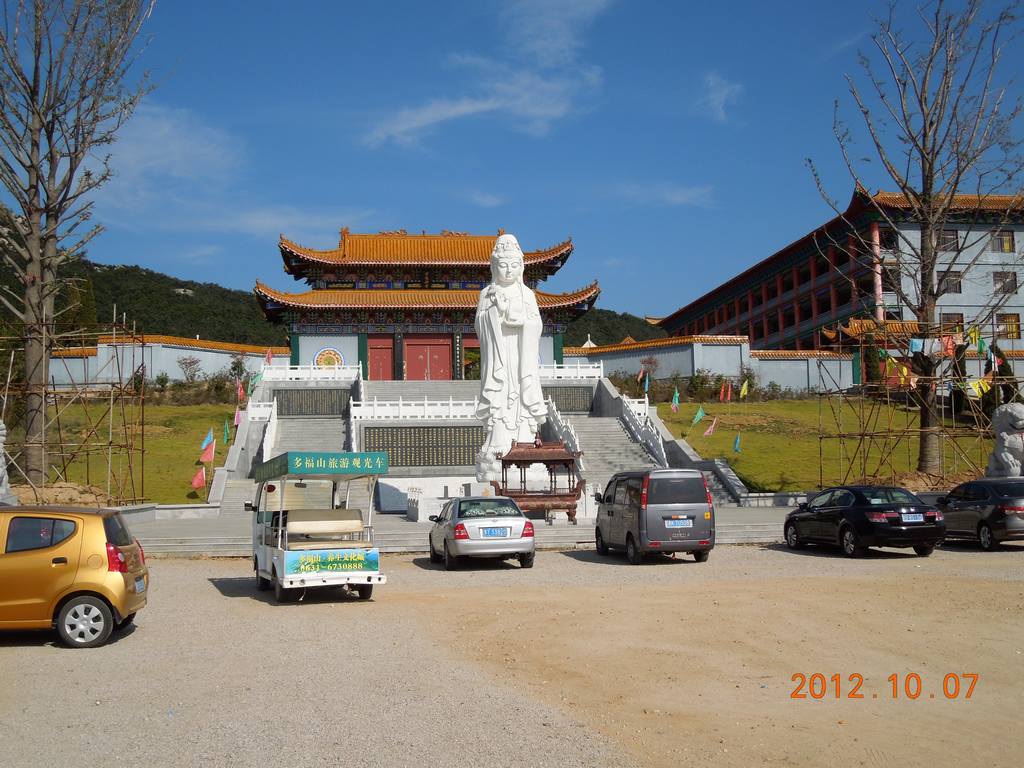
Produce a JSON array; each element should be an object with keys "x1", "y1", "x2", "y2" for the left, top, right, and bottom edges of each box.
[{"x1": 286, "y1": 538, "x2": 374, "y2": 551}]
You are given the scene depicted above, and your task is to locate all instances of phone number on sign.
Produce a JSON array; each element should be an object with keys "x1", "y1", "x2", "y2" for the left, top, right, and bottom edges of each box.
[{"x1": 790, "y1": 673, "x2": 979, "y2": 700}]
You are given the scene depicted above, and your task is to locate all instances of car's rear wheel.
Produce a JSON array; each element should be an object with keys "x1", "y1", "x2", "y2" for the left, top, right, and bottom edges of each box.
[
  {"x1": 693, "y1": 550, "x2": 710, "y2": 563},
  {"x1": 978, "y1": 522, "x2": 998, "y2": 551},
  {"x1": 913, "y1": 544, "x2": 934, "y2": 557},
  {"x1": 784, "y1": 522, "x2": 803, "y2": 549},
  {"x1": 56, "y1": 596, "x2": 114, "y2": 648},
  {"x1": 626, "y1": 535, "x2": 643, "y2": 565},
  {"x1": 595, "y1": 527, "x2": 608, "y2": 555},
  {"x1": 428, "y1": 537, "x2": 443, "y2": 563},
  {"x1": 273, "y1": 572, "x2": 293, "y2": 603},
  {"x1": 840, "y1": 526, "x2": 865, "y2": 558},
  {"x1": 355, "y1": 584, "x2": 373, "y2": 600},
  {"x1": 443, "y1": 542, "x2": 459, "y2": 571},
  {"x1": 518, "y1": 552, "x2": 535, "y2": 568}
]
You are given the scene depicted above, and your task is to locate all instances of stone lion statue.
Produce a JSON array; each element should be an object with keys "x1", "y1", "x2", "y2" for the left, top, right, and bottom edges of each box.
[{"x1": 986, "y1": 403, "x2": 1024, "y2": 477}]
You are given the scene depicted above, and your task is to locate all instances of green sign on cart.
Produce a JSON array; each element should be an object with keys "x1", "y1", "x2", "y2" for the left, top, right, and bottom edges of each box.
[{"x1": 253, "y1": 451, "x2": 389, "y2": 481}]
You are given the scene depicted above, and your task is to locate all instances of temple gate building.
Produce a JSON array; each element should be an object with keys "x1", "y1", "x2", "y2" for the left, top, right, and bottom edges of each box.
[{"x1": 255, "y1": 228, "x2": 599, "y2": 379}]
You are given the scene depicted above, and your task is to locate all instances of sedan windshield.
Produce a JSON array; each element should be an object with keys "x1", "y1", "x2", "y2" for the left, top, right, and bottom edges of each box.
[
  {"x1": 860, "y1": 488, "x2": 921, "y2": 505},
  {"x1": 458, "y1": 500, "x2": 522, "y2": 518}
]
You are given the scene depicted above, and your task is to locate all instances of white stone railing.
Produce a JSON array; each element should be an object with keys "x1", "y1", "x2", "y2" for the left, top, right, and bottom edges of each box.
[
  {"x1": 624, "y1": 395, "x2": 649, "y2": 420},
  {"x1": 539, "y1": 361, "x2": 603, "y2": 379},
  {"x1": 261, "y1": 363, "x2": 362, "y2": 382},
  {"x1": 348, "y1": 404, "x2": 359, "y2": 451},
  {"x1": 261, "y1": 398, "x2": 279, "y2": 463},
  {"x1": 246, "y1": 401, "x2": 274, "y2": 422},
  {"x1": 620, "y1": 395, "x2": 668, "y2": 468},
  {"x1": 547, "y1": 397, "x2": 585, "y2": 471},
  {"x1": 350, "y1": 396, "x2": 480, "y2": 421}
]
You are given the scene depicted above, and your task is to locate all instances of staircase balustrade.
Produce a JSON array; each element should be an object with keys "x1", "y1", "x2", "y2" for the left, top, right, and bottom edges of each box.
[
  {"x1": 260, "y1": 363, "x2": 362, "y2": 382},
  {"x1": 620, "y1": 394, "x2": 668, "y2": 468},
  {"x1": 547, "y1": 397, "x2": 586, "y2": 471},
  {"x1": 539, "y1": 361, "x2": 603, "y2": 379},
  {"x1": 350, "y1": 396, "x2": 480, "y2": 420},
  {"x1": 260, "y1": 398, "x2": 278, "y2": 463}
]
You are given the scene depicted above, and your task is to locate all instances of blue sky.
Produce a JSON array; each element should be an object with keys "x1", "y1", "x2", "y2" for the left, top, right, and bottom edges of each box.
[{"x1": 89, "y1": 0, "x2": 1023, "y2": 317}]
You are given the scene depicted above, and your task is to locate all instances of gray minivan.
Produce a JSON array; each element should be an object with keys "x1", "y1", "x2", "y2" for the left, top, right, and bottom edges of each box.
[{"x1": 594, "y1": 469, "x2": 715, "y2": 564}]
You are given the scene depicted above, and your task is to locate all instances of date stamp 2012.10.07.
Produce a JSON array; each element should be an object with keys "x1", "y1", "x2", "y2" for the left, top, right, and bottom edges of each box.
[{"x1": 790, "y1": 673, "x2": 979, "y2": 700}]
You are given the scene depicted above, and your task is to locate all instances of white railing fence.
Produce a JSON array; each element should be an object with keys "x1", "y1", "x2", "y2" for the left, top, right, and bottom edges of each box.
[
  {"x1": 623, "y1": 395, "x2": 649, "y2": 421},
  {"x1": 348, "y1": 404, "x2": 359, "y2": 451},
  {"x1": 261, "y1": 398, "x2": 279, "y2": 463},
  {"x1": 260, "y1": 363, "x2": 362, "y2": 382},
  {"x1": 620, "y1": 394, "x2": 668, "y2": 468},
  {"x1": 546, "y1": 397, "x2": 586, "y2": 471},
  {"x1": 350, "y1": 396, "x2": 480, "y2": 421},
  {"x1": 539, "y1": 361, "x2": 604, "y2": 379}
]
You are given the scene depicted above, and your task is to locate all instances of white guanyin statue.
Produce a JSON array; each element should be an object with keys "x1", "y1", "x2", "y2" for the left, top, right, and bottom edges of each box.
[{"x1": 475, "y1": 234, "x2": 548, "y2": 481}]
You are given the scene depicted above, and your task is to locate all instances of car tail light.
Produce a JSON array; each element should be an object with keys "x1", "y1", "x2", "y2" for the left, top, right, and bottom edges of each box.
[
  {"x1": 136, "y1": 539, "x2": 146, "y2": 564},
  {"x1": 640, "y1": 475, "x2": 649, "y2": 512},
  {"x1": 866, "y1": 511, "x2": 889, "y2": 523},
  {"x1": 453, "y1": 523, "x2": 469, "y2": 540},
  {"x1": 928, "y1": 509, "x2": 944, "y2": 522},
  {"x1": 702, "y1": 475, "x2": 714, "y2": 511},
  {"x1": 996, "y1": 504, "x2": 1024, "y2": 514},
  {"x1": 521, "y1": 520, "x2": 534, "y2": 538},
  {"x1": 106, "y1": 542, "x2": 128, "y2": 573}
]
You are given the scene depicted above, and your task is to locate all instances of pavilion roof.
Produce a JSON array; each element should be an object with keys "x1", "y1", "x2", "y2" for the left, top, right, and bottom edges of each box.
[
  {"x1": 254, "y1": 281, "x2": 600, "y2": 314},
  {"x1": 279, "y1": 229, "x2": 573, "y2": 271}
]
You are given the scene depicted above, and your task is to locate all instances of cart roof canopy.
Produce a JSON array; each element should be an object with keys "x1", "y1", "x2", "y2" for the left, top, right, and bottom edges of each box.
[{"x1": 253, "y1": 451, "x2": 389, "y2": 482}]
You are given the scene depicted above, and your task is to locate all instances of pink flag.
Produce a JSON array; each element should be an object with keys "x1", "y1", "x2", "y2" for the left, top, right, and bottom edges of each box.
[
  {"x1": 703, "y1": 417, "x2": 718, "y2": 437},
  {"x1": 200, "y1": 439, "x2": 216, "y2": 464},
  {"x1": 237, "y1": 379, "x2": 246, "y2": 402},
  {"x1": 191, "y1": 466, "x2": 206, "y2": 489},
  {"x1": 636, "y1": 368, "x2": 644, "y2": 383},
  {"x1": 265, "y1": 348, "x2": 274, "y2": 365},
  {"x1": 718, "y1": 381, "x2": 726, "y2": 402},
  {"x1": 233, "y1": 406, "x2": 241, "y2": 426},
  {"x1": 726, "y1": 382, "x2": 733, "y2": 402}
]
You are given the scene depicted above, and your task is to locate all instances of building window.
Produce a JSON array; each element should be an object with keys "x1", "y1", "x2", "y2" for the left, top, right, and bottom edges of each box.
[
  {"x1": 878, "y1": 227, "x2": 899, "y2": 252},
  {"x1": 993, "y1": 271, "x2": 1018, "y2": 294},
  {"x1": 940, "y1": 312, "x2": 964, "y2": 332},
  {"x1": 997, "y1": 313, "x2": 1021, "y2": 339},
  {"x1": 991, "y1": 230, "x2": 1016, "y2": 253},
  {"x1": 881, "y1": 264, "x2": 901, "y2": 292},
  {"x1": 937, "y1": 229, "x2": 959, "y2": 251},
  {"x1": 938, "y1": 269, "x2": 962, "y2": 294}
]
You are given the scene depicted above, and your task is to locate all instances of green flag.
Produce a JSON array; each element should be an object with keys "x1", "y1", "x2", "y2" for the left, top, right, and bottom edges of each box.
[
  {"x1": 692, "y1": 405, "x2": 706, "y2": 425},
  {"x1": 223, "y1": 419, "x2": 230, "y2": 445}
]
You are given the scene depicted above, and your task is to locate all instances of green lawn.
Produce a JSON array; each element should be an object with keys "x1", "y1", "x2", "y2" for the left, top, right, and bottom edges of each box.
[
  {"x1": 657, "y1": 399, "x2": 992, "y2": 492},
  {"x1": 50, "y1": 403, "x2": 235, "y2": 504}
]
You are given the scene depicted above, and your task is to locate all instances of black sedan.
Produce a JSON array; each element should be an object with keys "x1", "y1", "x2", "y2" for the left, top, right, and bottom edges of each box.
[
  {"x1": 784, "y1": 486, "x2": 945, "y2": 558},
  {"x1": 936, "y1": 477, "x2": 1024, "y2": 550}
]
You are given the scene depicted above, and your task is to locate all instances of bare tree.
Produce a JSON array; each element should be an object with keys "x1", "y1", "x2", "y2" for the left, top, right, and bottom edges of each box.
[
  {"x1": 176, "y1": 355, "x2": 201, "y2": 384},
  {"x1": 0, "y1": 1, "x2": 154, "y2": 483},
  {"x1": 809, "y1": 0, "x2": 1023, "y2": 473}
]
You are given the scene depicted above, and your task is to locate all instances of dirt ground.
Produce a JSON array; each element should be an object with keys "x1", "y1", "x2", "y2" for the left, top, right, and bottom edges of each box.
[{"x1": 1, "y1": 543, "x2": 1021, "y2": 767}]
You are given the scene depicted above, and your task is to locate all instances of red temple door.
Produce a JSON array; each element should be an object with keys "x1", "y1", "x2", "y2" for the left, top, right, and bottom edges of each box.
[
  {"x1": 405, "y1": 335, "x2": 452, "y2": 380},
  {"x1": 367, "y1": 335, "x2": 394, "y2": 380}
]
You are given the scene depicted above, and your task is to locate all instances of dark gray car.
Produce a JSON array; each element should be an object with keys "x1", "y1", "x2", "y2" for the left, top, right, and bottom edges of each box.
[
  {"x1": 594, "y1": 469, "x2": 715, "y2": 564},
  {"x1": 937, "y1": 478, "x2": 1024, "y2": 550}
]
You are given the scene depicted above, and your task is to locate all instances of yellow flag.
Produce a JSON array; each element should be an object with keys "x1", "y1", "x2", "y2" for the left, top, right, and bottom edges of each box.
[
  {"x1": 739, "y1": 380, "x2": 749, "y2": 399},
  {"x1": 967, "y1": 326, "x2": 981, "y2": 346}
]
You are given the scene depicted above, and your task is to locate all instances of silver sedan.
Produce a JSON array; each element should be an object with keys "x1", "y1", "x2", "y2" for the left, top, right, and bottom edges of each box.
[{"x1": 428, "y1": 496, "x2": 535, "y2": 570}]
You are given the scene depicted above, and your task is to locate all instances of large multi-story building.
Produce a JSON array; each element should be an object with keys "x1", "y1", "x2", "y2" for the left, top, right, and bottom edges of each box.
[{"x1": 656, "y1": 186, "x2": 1024, "y2": 349}]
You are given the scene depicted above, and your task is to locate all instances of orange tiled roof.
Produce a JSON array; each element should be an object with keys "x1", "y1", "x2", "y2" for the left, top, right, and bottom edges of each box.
[
  {"x1": 53, "y1": 334, "x2": 288, "y2": 357},
  {"x1": 563, "y1": 334, "x2": 748, "y2": 356},
  {"x1": 749, "y1": 350, "x2": 852, "y2": 360},
  {"x1": 836, "y1": 319, "x2": 922, "y2": 340},
  {"x1": 279, "y1": 230, "x2": 573, "y2": 268},
  {"x1": 254, "y1": 281, "x2": 600, "y2": 311},
  {"x1": 872, "y1": 190, "x2": 1024, "y2": 212}
]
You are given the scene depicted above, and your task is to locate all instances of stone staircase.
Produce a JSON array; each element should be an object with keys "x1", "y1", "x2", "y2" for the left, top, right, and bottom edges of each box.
[
  {"x1": 563, "y1": 415, "x2": 658, "y2": 492},
  {"x1": 220, "y1": 479, "x2": 256, "y2": 516},
  {"x1": 271, "y1": 417, "x2": 348, "y2": 454}
]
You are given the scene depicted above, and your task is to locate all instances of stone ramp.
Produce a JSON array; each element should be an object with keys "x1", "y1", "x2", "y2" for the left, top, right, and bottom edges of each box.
[{"x1": 272, "y1": 416, "x2": 348, "y2": 454}]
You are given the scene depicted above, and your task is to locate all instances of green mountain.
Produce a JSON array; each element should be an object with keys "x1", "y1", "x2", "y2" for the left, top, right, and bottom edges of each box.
[{"x1": 563, "y1": 308, "x2": 667, "y2": 347}]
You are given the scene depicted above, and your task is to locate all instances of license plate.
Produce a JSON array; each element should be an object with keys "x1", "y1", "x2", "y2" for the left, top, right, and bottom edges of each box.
[
  {"x1": 902, "y1": 513, "x2": 924, "y2": 523},
  {"x1": 482, "y1": 528, "x2": 509, "y2": 537},
  {"x1": 134, "y1": 577, "x2": 146, "y2": 593},
  {"x1": 666, "y1": 519, "x2": 693, "y2": 528}
]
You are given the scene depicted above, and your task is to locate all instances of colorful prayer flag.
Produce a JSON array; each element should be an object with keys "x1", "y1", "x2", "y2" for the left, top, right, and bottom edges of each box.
[
  {"x1": 978, "y1": 337, "x2": 987, "y2": 355},
  {"x1": 718, "y1": 381, "x2": 726, "y2": 402},
  {"x1": 265, "y1": 348, "x2": 274, "y2": 365},
  {"x1": 726, "y1": 382, "x2": 732, "y2": 402},
  {"x1": 234, "y1": 406, "x2": 241, "y2": 427},
  {"x1": 636, "y1": 368, "x2": 644, "y2": 383},
  {"x1": 692, "y1": 406, "x2": 706, "y2": 425},
  {"x1": 191, "y1": 466, "x2": 206, "y2": 490},
  {"x1": 703, "y1": 417, "x2": 718, "y2": 437},
  {"x1": 967, "y1": 326, "x2": 981, "y2": 347},
  {"x1": 236, "y1": 378, "x2": 246, "y2": 402},
  {"x1": 909, "y1": 338, "x2": 924, "y2": 353},
  {"x1": 200, "y1": 428, "x2": 213, "y2": 450},
  {"x1": 200, "y1": 439, "x2": 216, "y2": 464},
  {"x1": 739, "y1": 380, "x2": 749, "y2": 399},
  {"x1": 671, "y1": 387, "x2": 680, "y2": 413},
  {"x1": 733, "y1": 433, "x2": 741, "y2": 453},
  {"x1": 223, "y1": 419, "x2": 230, "y2": 445},
  {"x1": 643, "y1": 372, "x2": 649, "y2": 394}
]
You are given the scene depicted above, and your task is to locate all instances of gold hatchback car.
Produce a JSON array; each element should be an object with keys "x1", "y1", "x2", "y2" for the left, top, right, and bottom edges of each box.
[{"x1": 0, "y1": 506, "x2": 148, "y2": 648}]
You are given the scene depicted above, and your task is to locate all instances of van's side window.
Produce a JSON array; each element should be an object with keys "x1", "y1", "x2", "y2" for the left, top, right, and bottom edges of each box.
[
  {"x1": 603, "y1": 480, "x2": 616, "y2": 503},
  {"x1": 625, "y1": 477, "x2": 643, "y2": 509},
  {"x1": 613, "y1": 481, "x2": 627, "y2": 506}
]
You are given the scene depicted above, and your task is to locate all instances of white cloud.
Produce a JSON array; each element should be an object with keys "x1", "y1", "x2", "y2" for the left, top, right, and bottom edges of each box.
[
  {"x1": 180, "y1": 244, "x2": 223, "y2": 264},
  {"x1": 616, "y1": 182, "x2": 715, "y2": 208},
  {"x1": 94, "y1": 103, "x2": 374, "y2": 243},
  {"x1": 696, "y1": 71, "x2": 743, "y2": 123},
  {"x1": 365, "y1": 2, "x2": 611, "y2": 146},
  {"x1": 466, "y1": 190, "x2": 505, "y2": 208}
]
